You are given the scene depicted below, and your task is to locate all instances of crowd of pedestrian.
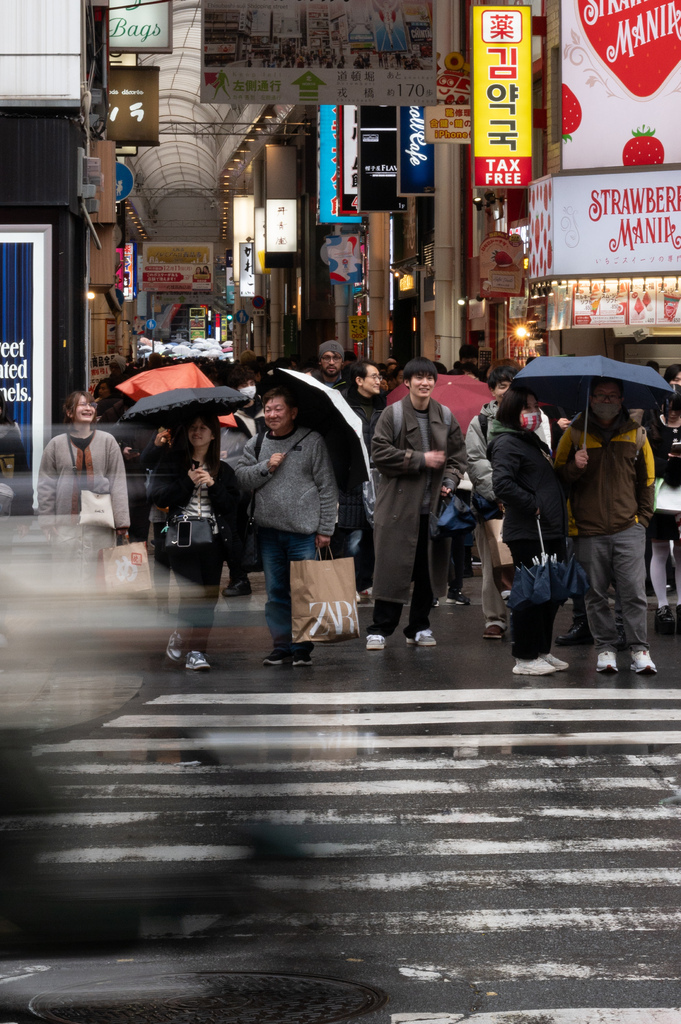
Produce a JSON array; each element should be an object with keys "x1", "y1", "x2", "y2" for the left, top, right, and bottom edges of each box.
[{"x1": 5, "y1": 341, "x2": 678, "y2": 678}]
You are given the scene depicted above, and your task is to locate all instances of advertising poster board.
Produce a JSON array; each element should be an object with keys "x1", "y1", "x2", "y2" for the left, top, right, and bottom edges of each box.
[
  {"x1": 561, "y1": 0, "x2": 681, "y2": 170},
  {"x1": 358, "y1": 106, "x2": 408, "y2": 212},
  {"x1": 202, "y1": 0, "x2": 435, "y2": 106},
  {"x1": 0, "y1": 228, "x2": 51, "y2": 490},
  {"x1": 141, "y1": 244, "x2": 213, "y2": 293}
]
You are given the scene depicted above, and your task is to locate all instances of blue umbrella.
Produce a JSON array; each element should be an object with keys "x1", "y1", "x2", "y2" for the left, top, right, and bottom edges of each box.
[
  {"x1": 508, "y1": 519, "x2": 589, "y2": 611},
  {"x1": 513, "y1": 355, "x2": 674, "y2": 415}
]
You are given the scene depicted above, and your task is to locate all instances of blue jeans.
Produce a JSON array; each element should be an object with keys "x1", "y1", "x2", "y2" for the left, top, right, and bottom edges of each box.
[{"x1": 259, "y1": 527, "x2": 317, "y2": 654}]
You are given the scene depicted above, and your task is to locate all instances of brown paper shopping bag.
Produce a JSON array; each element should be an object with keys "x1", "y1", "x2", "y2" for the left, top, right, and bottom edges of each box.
[
  {"x1": 290, "y1": 551, "x2": 360, "y2": 643},
  {"x1": 100, "y1": 542, "x2": 152, "y2": 594},
  {"x1": 484, "y1": 517, "x2": 515, "y2": 592}
]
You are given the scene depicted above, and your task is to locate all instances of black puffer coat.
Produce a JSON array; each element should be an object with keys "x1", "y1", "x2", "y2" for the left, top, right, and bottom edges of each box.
[{"x1": 488, "y1": 423, "x2": 567, "y2": 544}]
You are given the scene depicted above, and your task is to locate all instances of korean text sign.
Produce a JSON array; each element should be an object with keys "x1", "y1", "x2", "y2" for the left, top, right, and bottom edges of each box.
[{"x1": 472, "y1": 6, "x2": 532, "y2": 188}]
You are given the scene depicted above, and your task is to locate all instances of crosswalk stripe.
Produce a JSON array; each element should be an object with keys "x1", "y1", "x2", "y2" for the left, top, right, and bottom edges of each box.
[
  {"x1": 54, "y1": 777, "x2": 674, "y2": 798},
  {"x1": 391, "y1": 1013, "x2": 681, "y2": 1023},
  {"x1": 146, "y1": 687, "x2": 681, "y2": 705},
  {"x1": 254, "y1": 867, "x2": 681, "y2": 891},
  {"x1": 34, "y1": 731, "x2": 681, "y2": 751},
  {"x1": 400, "y1": 962, "x2": 681, "y2": 980},
  {"x1": 38, "y1": 838, "x2": 681, "y2": 859},
  {"x1": 2, "y1": 806, "x2": 677, "y2": 828},
  {"x1": 237, "y1": 907, "x2": 681, "y2": 932},
  {"x1": 105, "y1": 709, "x2": 681, "y2": 727}
]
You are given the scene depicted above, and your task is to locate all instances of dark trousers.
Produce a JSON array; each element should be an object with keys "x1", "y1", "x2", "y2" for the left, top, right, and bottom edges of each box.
[
  {"x1": 507, "y1": 536, "x2": 566, "y2": 660},
  {"x1": 369, "y1": 514, "x2": 433, "y2": 639},
  {"x1": 331, "y1": 526, "x2": 375, "y2": 591},
  {"x1": 168, "y1": 535, "x2": 224, "y2": 652}
]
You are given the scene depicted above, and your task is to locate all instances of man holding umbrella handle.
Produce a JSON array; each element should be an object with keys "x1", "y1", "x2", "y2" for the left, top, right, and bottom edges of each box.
[{"x1": 555, "y1": 377, "x2": 656, "y2": 675}]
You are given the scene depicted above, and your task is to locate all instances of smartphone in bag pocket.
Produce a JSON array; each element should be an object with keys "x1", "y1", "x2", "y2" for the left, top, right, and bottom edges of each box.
[{"x1": 177, "y1": 520, "x2": 193, "y2": 547}]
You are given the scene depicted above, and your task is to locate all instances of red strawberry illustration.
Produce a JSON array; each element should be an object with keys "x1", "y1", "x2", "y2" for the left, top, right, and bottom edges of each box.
[
  {"x1": 492, "y1": 250, "x2": 514, "y2": 268},
  {"x1": 562, "y1": 85, "x2": 582, "y2": 142},
  {"x1": 547, "y1": 239, "x2": 552, "y2": 270},
  {"x1": 622, "y1": 127, "x2": 665, "y2": 166}
]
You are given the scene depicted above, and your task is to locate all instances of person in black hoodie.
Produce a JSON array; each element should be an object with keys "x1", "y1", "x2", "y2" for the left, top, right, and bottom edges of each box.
[
  {"x1": 151, "y1": 414, "x2": 239, "y2": 671},
  {"x1": 488, "y1": 386, "x2": 568, "y2": 677},
  {"x1": 333, "y1": 359, "x2": 386, "y2": 597}
]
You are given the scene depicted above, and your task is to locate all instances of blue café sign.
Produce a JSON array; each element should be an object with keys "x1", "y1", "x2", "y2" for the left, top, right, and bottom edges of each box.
[{"x1": 398, "y1": 106, "x2": 435, "y2": 196}]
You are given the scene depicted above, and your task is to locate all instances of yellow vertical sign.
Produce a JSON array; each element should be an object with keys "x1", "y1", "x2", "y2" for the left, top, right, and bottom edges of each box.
[
  {"x1": 348, "y1": 316, "x2": 368, "y2": 341},
  {"x1": 472, "y1": 6, "x2": 533, "y2": 188}
]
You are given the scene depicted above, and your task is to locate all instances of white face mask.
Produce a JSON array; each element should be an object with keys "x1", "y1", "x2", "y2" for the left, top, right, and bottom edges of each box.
[{"x1": 239, "y1": 385, "x2": 257, "y2": 400}]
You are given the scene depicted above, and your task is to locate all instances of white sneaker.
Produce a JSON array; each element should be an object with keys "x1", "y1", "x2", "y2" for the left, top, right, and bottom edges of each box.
[
  {"x1": 596, "y1": 650, "x2": 618, "y2": 673},
  {"x1": 366, "y1": 634, "x2": 385, "y2": 650},
  {"x1": 630, "y1": 650, "x2": 657, "y2": 674},
  {"x1": 357, "y1": 588, "x2": 373, "y2": 604},
  {"x1": 166, "y1": 631, "x2": 184, "y2": 664},
  {"x1": 542, "y1": 653, "x2": 569, "y2": 671},
  {"x1": 513, "y1": 657, "x2": 557, "y2": 676},
  {"x1": 185, "y1": 650, "x2": 210, "y2": 671},
  {"x1": 406, "y1": 629, "x2": 437, "y2": 647}
]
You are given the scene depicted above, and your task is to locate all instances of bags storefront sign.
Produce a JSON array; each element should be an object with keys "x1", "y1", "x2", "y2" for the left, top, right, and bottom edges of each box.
[
  {"x1": 141, "y1": 244, "x2": 213, "y2": 293},
  {"x1": 201, "y1": 0, "x2": 435, "y2": 106}
]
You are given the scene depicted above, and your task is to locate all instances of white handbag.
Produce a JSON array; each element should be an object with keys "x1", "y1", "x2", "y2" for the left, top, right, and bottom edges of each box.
[{"x1": 79, "y1": 488, "x2": 115, "y2": 529}]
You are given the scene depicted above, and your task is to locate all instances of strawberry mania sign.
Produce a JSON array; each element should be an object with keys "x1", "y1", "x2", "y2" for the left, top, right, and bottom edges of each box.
[
  {"x1": 561, "y1": 0, "x2": 681, "y2": 169},
  {"x1": 529, "y1": 170, "x2": 681, "y2": 278}
]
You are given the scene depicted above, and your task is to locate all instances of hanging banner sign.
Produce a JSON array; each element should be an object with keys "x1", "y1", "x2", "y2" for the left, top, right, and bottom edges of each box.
[
  {"x1": 398, "y1": 106, "x2": 435, "y2": 194},
  {"x1": 239, "y1": 242, "x2": 256, "y2": 297},
  {"x1": 109, "y1": 0, "x2": 172, "y2": 54},
  {"x1": 338, "y1": 105, "x2": 359, "y2": 217},
  {"x1": 318, "y1": 106, "x2": 362, "y2": 224},
  {"x1": 479, "y1": 231, "x2": 525, "y2": 298},
  {"x1": 561, "y1": 0, "x2": 681, "y2": 170},
  {"x1": 436, "y1": 51, "x2": 470, "y2": 103},
  {"x1": 201, "y1": 0, "x2": 436, "y2": 106},
  {"x1": 472, "y1": 6, "x2": 532, "y2": 188},
  {"x1": 265, "y1": 198, "x2": 297, "y2": 253},
  {"x1": 358, "y1": 106, "x2": 408, "y2": 213}
]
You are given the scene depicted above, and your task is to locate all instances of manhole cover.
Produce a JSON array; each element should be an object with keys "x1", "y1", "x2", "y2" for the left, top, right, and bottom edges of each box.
[{"x1": 29, "y1": 971, "x2": 388, "y2": 1024}]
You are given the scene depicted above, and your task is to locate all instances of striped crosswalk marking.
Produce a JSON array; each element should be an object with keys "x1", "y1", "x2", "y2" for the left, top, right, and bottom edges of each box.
[
  {"x1": 146, "y1": 687, "x2": 681, "y2": 705},
  {"x1": 391, "y1": 1013, "x2": 681, "y2": 1023}
]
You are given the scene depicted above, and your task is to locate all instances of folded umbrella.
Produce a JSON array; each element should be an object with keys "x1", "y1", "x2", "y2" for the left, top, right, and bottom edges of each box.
[
  {"x1": 120, "y1": 387, "x2": 247, "y2": 428},
  {"x1": 271, "y1": 368, "x2": 370, "y2": 490},
  {"x1": 508, "y1": 519, "x2": 587, "y2": 610}
]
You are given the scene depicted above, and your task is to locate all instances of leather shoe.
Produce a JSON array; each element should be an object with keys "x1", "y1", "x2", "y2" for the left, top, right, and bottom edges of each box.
[
  {"x1": 483, "y1": 624, "x2": 504, "y2": 639},
  {"x1": 555, "y1": 619, "x2": 593, "y2": 646}
]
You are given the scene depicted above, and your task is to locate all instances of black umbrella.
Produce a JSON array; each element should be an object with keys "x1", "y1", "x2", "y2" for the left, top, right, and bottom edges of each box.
[
  {"x1": 270, "y1": 369, "x2": 370, "y2": 490},
  {"x1": 120, "y1": 387, "x2": 247, "y2": 427}
]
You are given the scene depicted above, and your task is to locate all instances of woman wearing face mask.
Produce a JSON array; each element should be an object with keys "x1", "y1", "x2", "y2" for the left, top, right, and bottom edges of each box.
[{"x1": 488, "y1": 386, "x2": 569, "y2": 676}]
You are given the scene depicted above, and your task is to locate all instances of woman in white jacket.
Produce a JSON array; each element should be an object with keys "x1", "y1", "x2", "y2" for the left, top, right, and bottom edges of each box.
[{"x1": 38, "y1": 391, "x2": 129, "y2": 580}]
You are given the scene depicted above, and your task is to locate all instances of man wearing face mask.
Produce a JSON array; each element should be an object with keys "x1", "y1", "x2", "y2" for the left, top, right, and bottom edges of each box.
[{"x1": 555, "y1": 377, "x2": 656, "y2": 674}]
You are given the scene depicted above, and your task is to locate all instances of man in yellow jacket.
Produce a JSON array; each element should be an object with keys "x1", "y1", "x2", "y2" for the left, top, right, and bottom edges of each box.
[{"x1": 554, "y1": 377, "x2": 656, "y2": 675}]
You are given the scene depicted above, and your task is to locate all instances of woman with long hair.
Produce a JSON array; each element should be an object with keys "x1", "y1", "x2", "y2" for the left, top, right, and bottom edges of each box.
[
  {"x1": 37, "y1": 391, "x2": 129, "y2": 579},
  {"x1": 488, "y1": 386, "x2": 569, "y2": 676},
  {"x1": 151, "y1": 414, "x2": 239, "y2": 671}
]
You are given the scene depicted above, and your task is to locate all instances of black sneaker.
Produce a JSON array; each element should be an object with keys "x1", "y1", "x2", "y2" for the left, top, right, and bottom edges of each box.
[
  {"x1": 263, "y1": 649, "x2": 292, "y2": 666},
  {"x1": 555, "y1": 619, "x2": 593, "y2": 646},
  {"x1": 655, "y1": 606, "x2": 675, "y2": 635},
  {"x1": 292, "y1": 651, "x2": 312, "y2": 666},
  {"x1": 446, "y1": 589, "x2": 470, "y2": 605},
  {"x1": 222, "y1": 578, "x2": 252, "y2": 597}
]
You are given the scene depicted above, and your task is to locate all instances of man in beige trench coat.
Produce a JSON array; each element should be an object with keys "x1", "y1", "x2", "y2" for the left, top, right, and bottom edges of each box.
[{"x1": 366, "y1": 357, "x2": 467, "y2": 650}]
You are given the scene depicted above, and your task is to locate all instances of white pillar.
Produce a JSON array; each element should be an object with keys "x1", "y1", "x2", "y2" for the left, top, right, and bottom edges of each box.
[
  {"x1": 334, "y1": 283, "x2": 350, "y2": 348},
  {"x1": 368, "y1": 212, "x2": 390, "y2": 363}
]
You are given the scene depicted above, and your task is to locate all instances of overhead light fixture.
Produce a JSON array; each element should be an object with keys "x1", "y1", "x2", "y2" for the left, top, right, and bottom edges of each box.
[
  {"x1": 457, "y1": 297, "x2": 467, "y2": 306},
  {"x1": 472, "y1": 196, "x2": 484, "y2": 212}
]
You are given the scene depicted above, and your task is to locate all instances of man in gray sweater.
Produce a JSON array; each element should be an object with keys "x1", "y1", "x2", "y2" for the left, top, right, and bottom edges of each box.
[{"x1": 236, "y1": 386, "x2": 338, "y2": 666}]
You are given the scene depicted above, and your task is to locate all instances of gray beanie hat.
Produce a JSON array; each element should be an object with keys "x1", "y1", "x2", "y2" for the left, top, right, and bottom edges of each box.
[{"x1": 318, "y1": 340, "x2": 344, "y2": 358}]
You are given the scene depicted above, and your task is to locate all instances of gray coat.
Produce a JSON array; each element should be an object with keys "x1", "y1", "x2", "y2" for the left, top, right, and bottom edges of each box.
[{"x1": 371, "y1": 397, "x2": 467, "y2": 603}]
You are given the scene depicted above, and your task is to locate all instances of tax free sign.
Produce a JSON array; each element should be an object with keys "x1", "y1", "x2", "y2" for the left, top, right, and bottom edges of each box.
[{"x1": 472, "y1": 6, "x2": 532, "y2": 187}]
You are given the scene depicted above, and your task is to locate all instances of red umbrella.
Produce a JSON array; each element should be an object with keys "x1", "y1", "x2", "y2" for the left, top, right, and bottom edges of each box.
[
  {"x1": 387, "y1": 376, "x2": 489, "y2": 433},
  {"x1": 116, "y1": 364, "x2": 237, "y2": 427}
]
